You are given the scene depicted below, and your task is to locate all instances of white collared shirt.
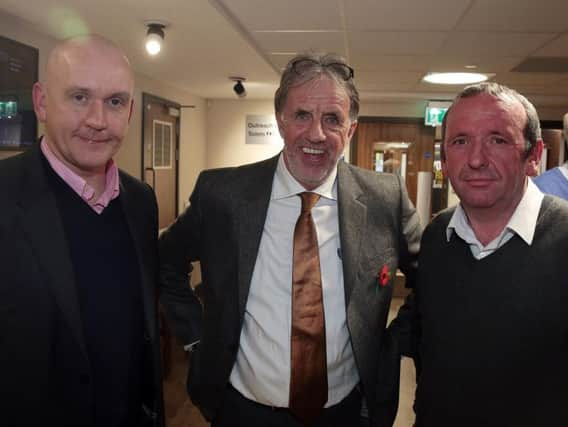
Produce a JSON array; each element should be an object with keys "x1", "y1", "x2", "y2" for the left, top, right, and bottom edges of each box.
[
  {"x1": 229, "y1": 154, "x2": 359, "y2": 407},
  {"x1": 446, "y1": 179, "x2": 544, "y2": 260},
  {"x1": 559, "y1": 162, "x2": 568, "y2": 180}
]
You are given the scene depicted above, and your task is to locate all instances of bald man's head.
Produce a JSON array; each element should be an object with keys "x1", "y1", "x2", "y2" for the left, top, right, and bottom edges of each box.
[
  {"x1": 45, "y1": 35, "x2": 133, "y2": 92},
  {"x1": 33, "y1": 34, "x2": 134, "y2": 179}
]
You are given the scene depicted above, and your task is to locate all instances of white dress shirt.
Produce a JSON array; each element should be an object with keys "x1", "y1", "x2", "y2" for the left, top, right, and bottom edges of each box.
[
  {"x1": 229, "y1": 154, "x2": 359, "y2": 407},
  {"x1": 446, "y1": 179, "x2": 544, "y2": 259},
  {"x1": 560, "y1": 161, "x2": 568, "y2": 179}
]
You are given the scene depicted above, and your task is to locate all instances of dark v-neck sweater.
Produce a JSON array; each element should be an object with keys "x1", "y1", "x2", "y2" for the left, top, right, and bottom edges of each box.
[
  {"x1": 415, "y1": 196, "x2": 568, "y2": 427},
  {"x1": 46, "y1": 162, "x2": 145, "y2": 427}
]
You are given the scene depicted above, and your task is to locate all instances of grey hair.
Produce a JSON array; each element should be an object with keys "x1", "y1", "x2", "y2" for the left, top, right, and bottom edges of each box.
[
  {"x1": 274, "y1": 52, "x2": 359, "y2": 121},
  {"x1": 441, "y1": 82, "x2": 541, "y2": 160}
]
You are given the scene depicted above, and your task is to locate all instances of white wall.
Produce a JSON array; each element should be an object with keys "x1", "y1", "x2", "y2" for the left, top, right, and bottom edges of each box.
[{"x1": 205, "y1": 99, "x2": 283, "y2": 169}]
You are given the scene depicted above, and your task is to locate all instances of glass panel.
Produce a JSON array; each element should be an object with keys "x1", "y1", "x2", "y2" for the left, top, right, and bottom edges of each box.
[
  {"x1": 371, "y1": 141, "x2": 412, "y2": 181},
  {"x1": 153, "y1": 120, "x2": 173, "y2": 169}
]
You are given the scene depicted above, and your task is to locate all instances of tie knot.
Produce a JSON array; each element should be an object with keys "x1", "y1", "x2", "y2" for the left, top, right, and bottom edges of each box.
[{"x1": 299, "y1": 192, "x2": 320, "y2": 212}]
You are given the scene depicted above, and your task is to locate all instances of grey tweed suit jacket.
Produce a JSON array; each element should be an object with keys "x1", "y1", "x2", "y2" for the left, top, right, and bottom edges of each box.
[{"x1": 159, "y1": 154, "x2": 421, "y2": 426}]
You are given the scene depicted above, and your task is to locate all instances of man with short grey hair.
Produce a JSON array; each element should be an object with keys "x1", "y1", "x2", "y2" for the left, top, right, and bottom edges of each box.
[{"x1": 159, "y1": 52, "x2": 421, "y2": 427}]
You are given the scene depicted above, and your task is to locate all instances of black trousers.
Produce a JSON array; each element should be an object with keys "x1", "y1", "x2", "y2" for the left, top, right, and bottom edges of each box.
[{"x1": 212, "y1": 384, "x2": 362, "y2": 427}]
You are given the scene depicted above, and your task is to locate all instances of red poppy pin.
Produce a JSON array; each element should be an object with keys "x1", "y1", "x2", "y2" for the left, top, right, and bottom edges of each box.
[{"x1": 376, "y1": 265, "x2": 391, "y2": 294}]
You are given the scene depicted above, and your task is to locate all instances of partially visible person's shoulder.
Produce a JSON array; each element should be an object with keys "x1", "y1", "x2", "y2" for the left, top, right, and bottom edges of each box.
[
  {"x1": 119, "y1": 168, "x2": 149, "y2": 189},
  {"x1": 0, "y1": 150, "x2": 34, "y2": 196},
  {"x1": 118, "y1": 168, "x2": 156, "y2": 203},
  {"x1": 533, "y1": 167, "x2": 564, "y2": 187},
  {"x1": 540, "y1": 194, "x2": 568, "y2": 220},
  {"x1": 341, "y1": 161, "x2": 399, "y2": 185},
  {"x1": 535, "y1": 196, "x2": 568, "y2": 250},
  {"x1": 533, "y1": 167, "x2": 560, "y2": 183},
  {"x1": 425, "y1": 206, "x2": 456, "y2": 232},
  {"x1": 339, "y1": 162, "x2": 404, "y2": 201},
  {"x1": 0, "y1": 150, "x2": 30, "y2": 177},
  {"x1": 196, "y1": 155, "x2": 279, "y2": 192}
]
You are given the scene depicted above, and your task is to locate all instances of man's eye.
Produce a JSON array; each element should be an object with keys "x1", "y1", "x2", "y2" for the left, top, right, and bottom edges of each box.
[
  {"x1": 324, "y1": 115, "x2": 340, "y2": 125},
  {"x1": 489, "y1": 136, "x2": 507, "y2": 145},
  {"x1": 450, "y1": 138, "x2": 467, "y2": 145},
  {"x1": 72, "y1": 93, "x2": 88, "y2": 103},
  {"x1": 294, "y1": 111, "x2": 311, "y2": 121},
  {"x1": 108, "y1": 97, "x2": 126, "y2": 108}
]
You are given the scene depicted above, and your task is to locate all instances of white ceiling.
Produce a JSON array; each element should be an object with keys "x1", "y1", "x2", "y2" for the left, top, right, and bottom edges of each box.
[{"x1": 2, "y1": 0, "x2": 568, "y2": 107}]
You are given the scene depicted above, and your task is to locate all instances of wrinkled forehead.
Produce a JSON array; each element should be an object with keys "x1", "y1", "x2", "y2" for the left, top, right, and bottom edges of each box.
[{"x1": 288, "y1": 76, "x2": 350, "y2": 111}]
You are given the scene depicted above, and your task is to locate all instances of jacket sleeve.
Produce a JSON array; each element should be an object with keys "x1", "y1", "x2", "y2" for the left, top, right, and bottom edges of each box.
[
  {"x1": 158, "y1": 173, "x2": 207, "y2": 346},
  {"x1": 389, "y1": 173, "x2": 422, "y2": 359}
]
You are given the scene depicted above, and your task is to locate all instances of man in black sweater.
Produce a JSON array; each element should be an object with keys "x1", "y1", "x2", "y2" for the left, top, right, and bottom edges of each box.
[
  {"x1": 0, "y1": 35, "x2": 170, "y2": 426},
  {"x1": 392, "y1": 82, "x2": 568, "y2": 426}
]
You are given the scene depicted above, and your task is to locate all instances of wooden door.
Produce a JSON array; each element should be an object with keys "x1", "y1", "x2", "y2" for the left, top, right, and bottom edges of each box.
[
  {"x1": 142, "y1": 94, "x2": 180, "y2": 229},
  {"x1": 352, "y1": 118, "x2": 435, "y2": 206}
]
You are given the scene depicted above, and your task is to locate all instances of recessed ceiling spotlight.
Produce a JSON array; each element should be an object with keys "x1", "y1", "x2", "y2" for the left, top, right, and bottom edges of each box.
[
  {"x1": 423, "y1": 72, "x2": 488, "y2": 85},
  {"x1": 465, "y1": 64, "x2": 478, "y2": 69}
]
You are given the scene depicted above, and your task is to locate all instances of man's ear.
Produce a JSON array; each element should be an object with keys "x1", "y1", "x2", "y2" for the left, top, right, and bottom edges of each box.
[
  {"x1": 526, "y1": 139, "x2": 544, "y2": 177},
  {"x1": 276, "y1": 113, "x2": 285, "y2": 138},
  {"x1": 347, "y1": 120, "x2": 358, "y2": 139},
  {"x1": 32, "y1": 82, "x2": 47, "y2": 122}
]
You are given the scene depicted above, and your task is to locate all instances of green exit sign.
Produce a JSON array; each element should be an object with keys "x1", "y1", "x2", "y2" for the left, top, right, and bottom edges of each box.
[{"x1": 425, "y1": 101, "x2": 450, "y2": 127}]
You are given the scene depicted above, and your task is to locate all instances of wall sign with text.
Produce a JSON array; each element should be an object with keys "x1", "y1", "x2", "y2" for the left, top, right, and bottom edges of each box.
[{"x1": 245, "y1": 114, "x2": 283, "y2": 145}]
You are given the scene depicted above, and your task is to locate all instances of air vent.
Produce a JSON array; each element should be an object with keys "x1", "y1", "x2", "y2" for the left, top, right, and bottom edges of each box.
[{"x1": 511, "y1": 57, "x2": 568, "y2": 73}]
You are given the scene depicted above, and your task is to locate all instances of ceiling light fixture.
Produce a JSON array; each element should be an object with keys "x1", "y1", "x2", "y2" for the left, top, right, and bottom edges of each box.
[
  {"x1": 229, "y1": 76, "x2": 247, "y2": 98},
  {"x1": 145, "y1": 22, "x2": 166, "y2": 56},
  {"x1": 423, "y1": 72, "x2": 488, "y2": 85}
]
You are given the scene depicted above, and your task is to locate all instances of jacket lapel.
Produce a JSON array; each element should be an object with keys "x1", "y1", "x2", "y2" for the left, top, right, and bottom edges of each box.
[
  {"x1": 236, "y1": 155, "x2": 279, "y2": 319},
  {"x1": 120, "y1": 178, "x2": 158, "y2": 342},
  {"x1": 16, "y1": 147, "x2": 88, "y2": 358},
  {"x1": 337, "y1": 161, "x2": 367, "y2": 305}
]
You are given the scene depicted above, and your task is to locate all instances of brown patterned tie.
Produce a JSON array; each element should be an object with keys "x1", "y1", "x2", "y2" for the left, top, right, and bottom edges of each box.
[{"x1": 289, "y1": 192, "x2": 328, "y2": 425}]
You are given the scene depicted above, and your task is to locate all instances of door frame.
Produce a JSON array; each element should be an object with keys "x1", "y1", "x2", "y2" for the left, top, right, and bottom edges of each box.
[{"x1": 141, "y1": 93, "x2": 181, "y2": 218}]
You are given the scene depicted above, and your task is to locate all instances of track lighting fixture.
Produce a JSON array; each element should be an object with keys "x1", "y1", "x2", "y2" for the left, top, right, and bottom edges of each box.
[
  {"x1": 229, "y1": 76, "x2": 247, "y2": 98},
  {"x1": 145, "y1": 22, "x2": 166, "y2": 56}
]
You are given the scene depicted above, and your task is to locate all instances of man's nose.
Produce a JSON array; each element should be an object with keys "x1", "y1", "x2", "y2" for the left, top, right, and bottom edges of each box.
[
  {"x1": 306, "y1": 117, "x2": 326, "y2": 142},
  {"x1": 85, "y1": 100, "x2": 107, "y2": 130},
  {"x1": 467, "y1": 140, "x2": 489, "y2": 168}
]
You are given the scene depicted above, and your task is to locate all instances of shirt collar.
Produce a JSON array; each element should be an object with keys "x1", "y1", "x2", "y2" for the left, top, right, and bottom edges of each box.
[
  {"x1": 559, "y1": 161, "x2": 568, "y2": 179},
  {"x1": 41, "y1": 138, "x2": 120, "y2": 213},
  {"x1": 446, "y1": 178, "x2": 544, "y2": 246},
  {"x1": 272, "y1": 152, "x2": 338, "y2": 201}
]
